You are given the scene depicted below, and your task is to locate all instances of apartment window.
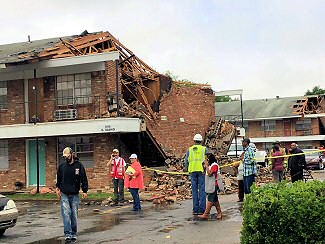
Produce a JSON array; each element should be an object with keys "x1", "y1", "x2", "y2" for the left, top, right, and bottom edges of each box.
[
  {"x1": 58, "y1": 136, "x2": 94, "y2": 168},
  {"x1": 296, "y1": 119, "x2": 312, "y2": 131},
  {"x1": 0, "y1": 81, "x2": 8, "y2": 109},
  {"x1": 56, "y1": 73, "x2": 92, "y2": 106},
  {"x1": 0, "y1": 140, "x2": 9, "y2": 169},
  {"x1": 261, "y1": 120, "x2": 276, "y2": 131},
  {"x1": 297, "y1": 141, "x2": 313, "y2": 149}
]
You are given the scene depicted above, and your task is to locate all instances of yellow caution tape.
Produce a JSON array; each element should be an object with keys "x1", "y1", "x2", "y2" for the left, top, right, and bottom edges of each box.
[
  {"x1": 255, "y1": 149, "x2": 325, "y2": 161},
  {"x1": 143, "y1": 150, "x2": 325, "y2": 174}
]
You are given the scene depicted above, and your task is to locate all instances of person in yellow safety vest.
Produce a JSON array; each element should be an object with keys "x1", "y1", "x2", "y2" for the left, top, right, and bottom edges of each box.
[
  {"x1": 270, "y1": 141, "x2": 288, "y2": 168},
  {"x1": 185, "y1": 134, "x2": 210, "y2": 215}
]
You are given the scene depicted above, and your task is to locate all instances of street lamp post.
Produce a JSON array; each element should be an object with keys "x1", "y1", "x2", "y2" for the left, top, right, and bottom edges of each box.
[{"x1": 215, "y1": 89, "x2": 244, "y2": 157}]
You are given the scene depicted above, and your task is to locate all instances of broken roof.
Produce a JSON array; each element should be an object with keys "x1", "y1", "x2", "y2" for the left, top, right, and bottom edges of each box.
[
  {"x1": 0, "y1": 36, "x2": 74, "y2": 64},
  {"x1": 215, "y1": 95, "x2": 325, "y2": 120}
]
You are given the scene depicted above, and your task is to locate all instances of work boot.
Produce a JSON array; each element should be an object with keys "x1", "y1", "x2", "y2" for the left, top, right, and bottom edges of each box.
[
  {"x1": 198, "y1": 201, "x2": 214, "y2": 219},
  {"x1": 215, "y1": 201, "x2": 222, "y2": 220}
]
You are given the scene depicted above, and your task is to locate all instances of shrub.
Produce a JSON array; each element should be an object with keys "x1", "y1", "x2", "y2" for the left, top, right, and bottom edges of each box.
[{"x1": 241, "y1": 180, "x2": 325, "y2": 244}]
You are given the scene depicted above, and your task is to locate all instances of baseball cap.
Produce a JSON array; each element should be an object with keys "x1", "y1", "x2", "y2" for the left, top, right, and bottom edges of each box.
[
  {"x1": 129, "y1": 153, "x2": 138, "y2": 159},
  {"x1": 112, "y1": 149, "x2": 119, "y2": 153},
  {"x1": 62, "y1": 147, "x2": 72, "y2": 157}
]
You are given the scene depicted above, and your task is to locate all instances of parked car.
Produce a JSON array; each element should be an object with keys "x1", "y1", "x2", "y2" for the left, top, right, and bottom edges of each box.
[
  {"x1": 0, "y1": 194, "x2": 18, "y2": 236},
  {"x1": 303, "y1": 149, "x2": 325, "y2": 170},
  {"x1": 227, "y1": 144, "x2": 244, "y2": 158}
]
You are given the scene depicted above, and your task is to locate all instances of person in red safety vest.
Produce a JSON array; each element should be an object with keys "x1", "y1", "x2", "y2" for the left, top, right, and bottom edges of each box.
[{"x1": 107, "y1": 149, "x2": 126, "y2": 206}]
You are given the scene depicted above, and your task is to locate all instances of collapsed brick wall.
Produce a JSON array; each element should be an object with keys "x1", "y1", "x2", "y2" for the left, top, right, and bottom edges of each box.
[{"x1": 148, "y1": 84, "x2": 216, "y2": 157}]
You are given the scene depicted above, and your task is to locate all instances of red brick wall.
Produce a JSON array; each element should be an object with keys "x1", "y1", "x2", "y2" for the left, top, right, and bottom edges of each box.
[
  {"x1": 91, "y1": 71, "x2": 108, "y2": 117},
  {"x1": 44, "y1": 77, "x2": 56, "y2": 122},
  {"x1": 0, "y1": 80, "x2": 25, "y2": 125},
  {"x1": 0, "y1": 139, "x2": 26, "y2": 190},
  {"x1": 88, "y1": 133, "x2": 131, "y2": 188},
  {"x1": 148, "y1": 85, "x2": 215, "y2": 157},
  {"x1": 45, "y1": 137, "x2": 57, "y2": 187},
  {"x1": 106, "y1": 61, "x2": 121, "y2": 94}
]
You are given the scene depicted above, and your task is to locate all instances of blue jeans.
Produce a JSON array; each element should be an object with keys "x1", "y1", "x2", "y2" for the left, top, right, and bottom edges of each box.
[
  {"x1": 61, "y1": 193, "x2": 80, "y2": 238},
  {"x1": 190, "y1": 172, "x2": 206, "y2": 214},
  {"x1": 243, "y1": 175, "x2": 256, "y2": 194},
  {"x1": 129, "y1": 188, "x2": 141, "y2": 211}
]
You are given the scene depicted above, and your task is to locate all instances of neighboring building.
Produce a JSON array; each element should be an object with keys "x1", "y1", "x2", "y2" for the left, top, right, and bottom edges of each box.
[
  {"x1": 0, "y1": 31, "x2": 216, "y2": 190},
  {"x1": 215, "y1": 95, "x2": 325, "y2": 151}
]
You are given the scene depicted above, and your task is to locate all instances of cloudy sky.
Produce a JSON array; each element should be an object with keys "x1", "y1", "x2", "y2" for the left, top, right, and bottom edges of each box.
[{"x1": 0, "y1": 0, "x2": 324, "y2": 100}]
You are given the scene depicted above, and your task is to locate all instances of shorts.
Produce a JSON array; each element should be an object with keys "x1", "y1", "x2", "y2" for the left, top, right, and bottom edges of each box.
[{"x1": 207, "y1": 186, "x2": 219, "y2": 203}]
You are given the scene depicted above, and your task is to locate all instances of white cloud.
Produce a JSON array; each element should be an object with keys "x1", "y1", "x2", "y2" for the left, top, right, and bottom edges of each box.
[{"x1": 0, "y1": 0, "x2": 324, "y2": 99}]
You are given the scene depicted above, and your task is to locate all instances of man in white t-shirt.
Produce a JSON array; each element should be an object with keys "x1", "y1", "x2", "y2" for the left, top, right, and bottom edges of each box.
[{"x1": 107, "y1": 149, "x2": 126, "y2": 206}]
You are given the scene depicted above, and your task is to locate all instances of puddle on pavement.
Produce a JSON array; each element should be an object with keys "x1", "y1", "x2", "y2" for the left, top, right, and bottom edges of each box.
[
  {"x1": 81, "y1": 214, "x2": 123, "y2": 234},
  {"x1": 28, "y1": 236, "x2": 67, "y2": 244},
  {"x1": 27, "y1": 215, "x2": 125, "y2": 244},
  {"x1": 150, "y1": 203, "x2": 178, "y2": 211},
  {"x1": 159, "y1": 224, "x2": 183, "y2": 233}
]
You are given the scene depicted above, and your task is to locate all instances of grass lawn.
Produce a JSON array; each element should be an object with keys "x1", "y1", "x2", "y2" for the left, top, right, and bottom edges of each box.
[{"x1": 7, "y1": 192, "x2": 114, "y2": 201}]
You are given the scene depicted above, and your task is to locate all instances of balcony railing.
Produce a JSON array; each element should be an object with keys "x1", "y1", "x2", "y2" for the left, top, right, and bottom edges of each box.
[{"x1": 0, "y1": 95, "x2": 116, "y2": 126}]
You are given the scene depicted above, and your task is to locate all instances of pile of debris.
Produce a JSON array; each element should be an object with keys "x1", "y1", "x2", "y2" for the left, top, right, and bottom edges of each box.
[
  {"x1": 142, "y1": 167, "x2": 276, "y2": 204},
  {"x1": 144, "y1": 169, "x2": 191, "y2": 204},
  {"x1": 204, "y1": 118, "x2": 236, "y2": 156}
]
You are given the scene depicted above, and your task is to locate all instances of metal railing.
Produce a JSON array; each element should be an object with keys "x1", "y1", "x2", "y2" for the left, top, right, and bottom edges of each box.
[{"x1": 0, "y1": 95, "x2": 114, "y2": 126}]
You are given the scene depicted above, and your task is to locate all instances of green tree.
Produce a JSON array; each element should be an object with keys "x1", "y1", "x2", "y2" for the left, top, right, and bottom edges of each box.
[
  {"x1": 215, "y1": 95, "x2": 232, "y2": 102},
  {"x1": 164, "y1": 70, "x2": 179, "y2": 81},
  {"x1": 305, "y1": 86, "x2": 325, "y2": 95}
]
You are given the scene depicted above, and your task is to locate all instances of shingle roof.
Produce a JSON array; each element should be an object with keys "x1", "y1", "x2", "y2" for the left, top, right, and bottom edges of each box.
[
  {"x1": 0, "y1": 35, "x2": 74, "y2": 64},
  {"x1": 215, "y1": 96, "x2": 304, "y2": 120}
]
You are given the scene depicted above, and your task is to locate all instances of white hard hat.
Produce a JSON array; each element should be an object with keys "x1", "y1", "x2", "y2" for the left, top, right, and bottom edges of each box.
[
  {"x1": 129, "y1": 153, "x2": 138, "y2": 159},
  {"x1": 193, "y1": 134, "x2": 203, "y2": 141}
]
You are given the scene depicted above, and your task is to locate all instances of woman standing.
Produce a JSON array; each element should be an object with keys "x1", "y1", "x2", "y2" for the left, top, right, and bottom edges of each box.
[
  {"x1": 271, "y1": 145, "x2": 284, "y2": 182},
  {"x1": 124, "y1": 154, "x2": 144, "y2": 211},
  {"x1": 198, "y1": 154, "x2": 222, "y2": 220}
]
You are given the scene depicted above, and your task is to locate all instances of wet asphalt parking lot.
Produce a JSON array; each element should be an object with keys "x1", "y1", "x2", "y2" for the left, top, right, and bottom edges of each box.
[{"x1": 1, "y1": 170, "x2": 324, "y2": 244}]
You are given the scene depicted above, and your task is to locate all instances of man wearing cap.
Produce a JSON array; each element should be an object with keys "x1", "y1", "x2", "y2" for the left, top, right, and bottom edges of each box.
[
  {"x1": 124, "y1": 154, "x2": 144, "y2": 212},
  {"x1": 242, "y1": 138, "x2": 257, "y2": 194},
  {"x1": 107, "y1": 149, "x2": 126, "y2": 206},
  {"x1": 56, "y1": 147, "x2": 88, "y2": 243},
  {"x1": 185, "y1": 134, "x2": 209, "y2": 215}
]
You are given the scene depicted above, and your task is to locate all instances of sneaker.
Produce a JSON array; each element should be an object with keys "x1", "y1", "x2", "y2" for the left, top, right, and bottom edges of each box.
[
  {"x1": 71, "y1": 236, "x2": 77, "y2": 242},
  {"x1": 65, "y1": 236, "x2": 72, "y2": 242}
]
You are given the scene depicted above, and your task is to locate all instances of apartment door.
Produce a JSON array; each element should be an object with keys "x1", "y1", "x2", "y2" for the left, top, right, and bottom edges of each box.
[
  {"x1": 28, "y1": 78, "x2": 44, "y2": 123},
  {"x1": 29, "y1": 140, "x2": 46, "y2": 186},
  {"x1": 284, "y1": 121, "x2": 292, "y2": 136}
]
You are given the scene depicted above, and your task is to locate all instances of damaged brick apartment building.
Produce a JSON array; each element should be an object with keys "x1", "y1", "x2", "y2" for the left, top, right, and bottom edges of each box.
[
  {"x1": 0, "y1": 31, "x2": 218, "y2": 190},
  {"x1": 216, "y1": 95, "x2": 325, "y2": 150}
]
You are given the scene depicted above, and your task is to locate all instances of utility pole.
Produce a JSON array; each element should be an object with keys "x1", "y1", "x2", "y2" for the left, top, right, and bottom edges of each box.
[{"x1": 33, "y1": 69, "x2": 40, "y2": 194}]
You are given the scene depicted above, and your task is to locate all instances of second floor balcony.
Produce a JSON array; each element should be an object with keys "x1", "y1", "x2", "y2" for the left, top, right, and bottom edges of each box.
[{"x1": 0, "y1": 94, "x2": 134, "y2": 126}]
